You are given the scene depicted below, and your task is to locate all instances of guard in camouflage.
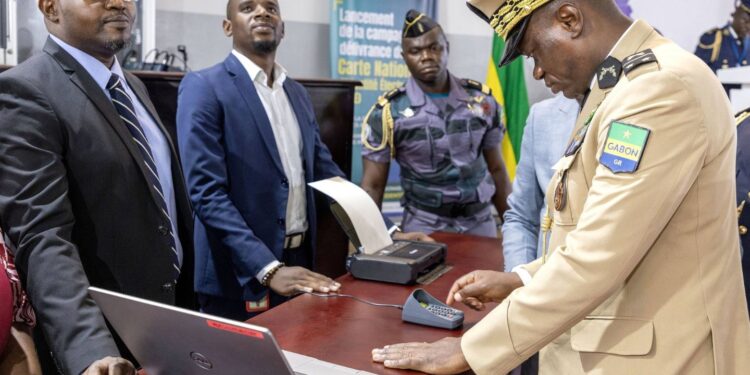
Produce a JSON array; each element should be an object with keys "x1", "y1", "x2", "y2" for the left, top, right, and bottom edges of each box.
[{"x1": 360, "y1": 9, "x2": 511, "y2": 238}]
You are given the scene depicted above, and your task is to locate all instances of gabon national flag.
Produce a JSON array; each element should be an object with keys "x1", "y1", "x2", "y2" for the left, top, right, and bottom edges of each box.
[{"x1": 485, "y1": 34, "x2": 530, "y2": 180}]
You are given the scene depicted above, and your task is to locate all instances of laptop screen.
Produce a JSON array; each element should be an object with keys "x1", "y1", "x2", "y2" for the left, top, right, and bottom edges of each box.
[{"x1": 89, "y1": 287, "x2": 295, "y2": 375}]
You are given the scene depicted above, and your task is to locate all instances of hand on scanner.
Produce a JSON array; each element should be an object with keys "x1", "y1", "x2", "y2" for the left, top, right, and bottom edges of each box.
[
  {"x1": 268, "y1": 266, "x2": 341, "y2": 296},
  {"x1": 446, "y1": 270, "x2": 523, "y2": 311},
  {"x1": 392, "y1": 231, "x2": 435, "y2": 242}
]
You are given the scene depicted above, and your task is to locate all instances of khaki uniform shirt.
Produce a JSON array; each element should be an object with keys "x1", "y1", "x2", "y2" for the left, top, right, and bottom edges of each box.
[{"x1": 461, "y1": 20, "x2": 750, "y2": 375}]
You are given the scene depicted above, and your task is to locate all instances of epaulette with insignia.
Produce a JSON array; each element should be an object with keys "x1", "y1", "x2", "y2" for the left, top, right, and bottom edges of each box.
[
  {"x1": 363, "y1": 86, "x2": 406, "y2": 159},
  {"x1": 622, "y1": 49, "x2": 659, "y2": 79},
  {"x1": 461, "y1": 79, "x2": 492, "y2": 96},
  {"x1": 696, "y1": 28, "x2": 723, "y2": 63},
  {"x1": 596, "y1": 56, "x2": 622, "y2": 90},
  {"x1": 376, "y1": 86, "x2": 406, "y2": 109},
  {"x1": 697, "y1": 28, "x2": 720, "y2": 48}
]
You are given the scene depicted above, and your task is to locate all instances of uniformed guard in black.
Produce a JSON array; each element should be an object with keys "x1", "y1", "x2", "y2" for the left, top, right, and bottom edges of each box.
[
  {"x1": 694, "y1": 0, "x2": 750, "y2": 94},
  {"x1": 735, "y1": 107, "x2": 750, "y2": 314},
  {"x1": 361, "y1": 9, "x2": 511, "y2": 238}
]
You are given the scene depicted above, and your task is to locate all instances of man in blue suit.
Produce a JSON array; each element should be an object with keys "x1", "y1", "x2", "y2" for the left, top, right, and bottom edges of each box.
[
  {"x1": 177, "y1": 0, "x2": 425, "y2": 320},
  {"x1": 502, "y1": 95, "x2": 578, "y2": 273}
]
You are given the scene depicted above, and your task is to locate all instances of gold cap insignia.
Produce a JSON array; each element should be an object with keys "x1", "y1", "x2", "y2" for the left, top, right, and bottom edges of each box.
[{"x1": 467, "y1": 0, "x2": 554, "y2": 40}]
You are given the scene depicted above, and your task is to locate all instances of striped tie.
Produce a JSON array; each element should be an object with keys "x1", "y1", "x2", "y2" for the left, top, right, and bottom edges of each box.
[{"x1": 107, "y1": 74, "x2": 180, "y2": 281}]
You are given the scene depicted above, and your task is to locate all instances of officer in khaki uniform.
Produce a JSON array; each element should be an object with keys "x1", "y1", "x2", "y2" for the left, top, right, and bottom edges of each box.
[
  {"x1": 735, "y1": 108, "x2": 750, "y2": 314},
  {"x1": 372, "y1": 0, "x2": 750, "y2": 374},
  {"x1": 361, "y1": 11, "x2": 510, "y2": 238}
]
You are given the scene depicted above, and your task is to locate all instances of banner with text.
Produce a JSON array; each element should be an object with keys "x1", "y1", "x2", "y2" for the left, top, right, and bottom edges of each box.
[{"x1": 330, "y1": 0, "x2": 435, "y2": 221}]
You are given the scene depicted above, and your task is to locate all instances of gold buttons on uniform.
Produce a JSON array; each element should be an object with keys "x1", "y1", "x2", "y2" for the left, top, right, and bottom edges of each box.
[{"x1": 740, "y1": 225, "x2": 748, "y2": 236}]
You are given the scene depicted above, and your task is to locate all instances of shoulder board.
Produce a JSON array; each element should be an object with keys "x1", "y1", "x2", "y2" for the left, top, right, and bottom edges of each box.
[
  {"x1": 376, "y1": 86, "x2": 406, "y2": 108},
  {"x1": 696, "y1": 29, "x2": 723, "y2": 63},
  {"x1": 622, "y1": 49, "x2": 659, "y2": 77},
  {"x1": 462, "y1": 79, "x2": 492, "y2": 96},
  {"x1": 737, "y1": 110, "x2": 750, "y2": 127},
  {"x1": 697, "y1": 28, "x2": 720, "y2": 46}
]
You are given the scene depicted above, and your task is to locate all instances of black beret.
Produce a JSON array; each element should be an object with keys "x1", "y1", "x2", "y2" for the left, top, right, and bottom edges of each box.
[{"x1": 403, "y1": 9, "x2": 439, "y2": 38}]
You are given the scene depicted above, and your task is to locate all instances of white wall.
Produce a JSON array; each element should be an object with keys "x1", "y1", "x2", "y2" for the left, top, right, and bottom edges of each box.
[
  {"x1": 630, "y1": 0, "x2": 734, "y2": 51},
  {"x1": 155, "y1": 0, "x2": 496, "y2": 80},
  {"x1": 155, "y1": 0, "x2": 737, "y2": 105},
  {"x1": 157, "y1": 0, "x2": 737, "y2": 42},
  {"x1": 157, "y1": 0, "x2": 330, "y2": 23},
  {"x1": 156, "y1": 0, "x2": 493, "y2": 37}
]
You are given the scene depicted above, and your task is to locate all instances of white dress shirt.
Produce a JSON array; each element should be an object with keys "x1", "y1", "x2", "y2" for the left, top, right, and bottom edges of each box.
[
  {"x1": 231, "y1": 50, "x2": 307, "y2": 281},
  {"x1": 231, "y1": 50, "x2": 307, "y2": 235}
]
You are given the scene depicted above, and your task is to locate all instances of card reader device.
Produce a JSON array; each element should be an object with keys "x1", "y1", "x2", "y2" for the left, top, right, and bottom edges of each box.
[{"x1": 402, "y1": 289, "x2": 464, "y2": 329}]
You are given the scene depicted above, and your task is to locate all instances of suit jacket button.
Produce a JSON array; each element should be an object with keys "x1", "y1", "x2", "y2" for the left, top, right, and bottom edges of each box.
[
  {"x1": 158, "y1": 225, "x2": 169, "y2": 236},
  {"x1": 281, "y1": 178, "x2": 289, "y2": 186},
  {"x1": 161, "y1": 282, "x2": 175, "y2": 292},
  {"x1": 740, "y1": 225, "x2": 748, "y2": 236}
]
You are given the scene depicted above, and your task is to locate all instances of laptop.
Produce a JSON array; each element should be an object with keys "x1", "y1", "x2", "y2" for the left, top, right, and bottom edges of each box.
[{"x1": 89, "y1": 287, "x2": 374, "y2": 375}]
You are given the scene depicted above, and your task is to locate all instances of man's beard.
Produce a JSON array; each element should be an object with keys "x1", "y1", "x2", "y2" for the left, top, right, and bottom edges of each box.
[
  {"x1": 253, "y1": 40, "x2": 278, "y2": 54},
  {"x1": 104, "y1": 37, "x2": 131, "y2": 53}
]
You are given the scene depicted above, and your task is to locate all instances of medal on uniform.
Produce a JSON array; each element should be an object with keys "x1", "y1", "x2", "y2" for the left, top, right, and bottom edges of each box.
[
  {"x1": 564, "y1": 123, "x2": 591, "y2": 157},
  {"x1": 469, "y1": 103, "x2": 484, "y2": 117},
  {"x1": 401, "y1": 107, "x2": 415, "y2": 118},
  {"x1": 554, "y1": 171, "x2": 568, "y2": 211}
]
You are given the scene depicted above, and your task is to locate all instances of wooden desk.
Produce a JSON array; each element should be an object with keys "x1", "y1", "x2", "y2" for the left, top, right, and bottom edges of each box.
[{"x1": 248, "y1": 232, "x2": 503, "y2": 374}]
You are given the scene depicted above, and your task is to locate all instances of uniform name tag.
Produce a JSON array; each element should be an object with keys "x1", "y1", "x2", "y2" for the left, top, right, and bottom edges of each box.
[{"x1": 599, "y1": 122, "x2": 650, "y2": 173}]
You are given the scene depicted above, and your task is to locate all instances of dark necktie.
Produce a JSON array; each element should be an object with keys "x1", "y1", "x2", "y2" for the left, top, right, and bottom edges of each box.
[{"x1": 107, "y1": 74, "x2": 180, "y2": 281}]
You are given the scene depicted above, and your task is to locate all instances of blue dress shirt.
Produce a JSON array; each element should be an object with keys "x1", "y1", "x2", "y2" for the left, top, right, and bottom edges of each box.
[
  {"x1": 49, "y1": 35, "x2": 183, "y2": 265},
  {"x1": 501, "y1": 95, "x2": 578, "y2": 271}
]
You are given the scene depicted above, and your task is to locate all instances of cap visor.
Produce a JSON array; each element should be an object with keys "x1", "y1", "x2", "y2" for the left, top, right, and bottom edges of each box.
[
  {"x1": 498, "y1": 17, "x2": 530, "y2": 67},
  {"x1": 466, "y1": 2, "x2": 491, "y2": 23}
]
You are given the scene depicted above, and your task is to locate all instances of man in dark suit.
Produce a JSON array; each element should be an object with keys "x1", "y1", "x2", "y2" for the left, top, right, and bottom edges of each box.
[
  {"x1": 0, "y1": 1, "x2": 193, "y2": 374},
  {"x1": 177, "y1": 0, "x2": 428, "y2": 320}
]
